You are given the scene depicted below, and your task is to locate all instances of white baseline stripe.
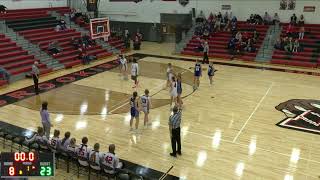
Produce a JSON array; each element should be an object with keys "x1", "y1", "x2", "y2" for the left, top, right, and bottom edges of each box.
[{"x1": 232, "y1": 82, "x2": 274, "y2": 143}]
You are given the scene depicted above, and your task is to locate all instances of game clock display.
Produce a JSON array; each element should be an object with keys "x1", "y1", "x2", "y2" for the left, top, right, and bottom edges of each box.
[{"x1": 0, "y1": 152, "x2": 54, "y2": 178}]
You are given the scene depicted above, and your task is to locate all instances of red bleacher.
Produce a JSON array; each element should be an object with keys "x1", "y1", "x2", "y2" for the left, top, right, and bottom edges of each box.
[
  {"x1": 270, "y1": 23, "x2": 320, "y2": 68},
  {"x1": 0, "y1": 34, "x2": 52, "y2": 78},
  {"x1": 0, "y1": 7, "x2": 69, "y2": 20},
  {"x1": 19, "y1": 28, "x2": 112, "y2": 68},
  {"x1": 181, "y1": 22, "x2": 269, "y2": 61}
]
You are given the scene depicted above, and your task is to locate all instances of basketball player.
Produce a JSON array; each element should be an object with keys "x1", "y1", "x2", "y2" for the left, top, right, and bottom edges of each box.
[
  {"x1": 193, "y1": 60, "x2": 202, "y2": 90},
  {"x1": 89, "y1": 143, "x2": 103, "y2": 171},
  {"x1": 131, "y1": 58, "x2": 139, "y2": 88},
  {"x1": 130, "y1": 91, "x2": 140, "y2": 131},
  {"x1": 76, "y1": 137, "x2": 92, "y2": 166},
  {"x1": 141, "y1": 89, "x2": 151, "y2": 127},
  {"x1": 170, "y1": 76, "x2": 178, "y2": 108},
  {"x1": 119, "y1": 54, "x2": 128, "y2": 80},
  {"x1": 176, "y1": 73, "x2": 183, "y2": 107},
  {"x1": 208, "y1": 61, "x2": 216, "y2": 85},
  {"x1": 166, "y1": 63, "x2": 174, "y2": 88},
  {"x1": 49, "y1": 129, "x2": 61, "y2": 152},
  {"x1": 101, "y1": 144, "x2": 123, "y2": 175}
]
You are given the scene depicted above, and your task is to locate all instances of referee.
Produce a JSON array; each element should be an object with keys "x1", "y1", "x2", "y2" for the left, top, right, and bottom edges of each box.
[
  {"x1": 31, "y1": 61, "x2": 40, "y2": 95},
  {"x1": 202, "y1": 41, "x2": 209, "y2": 64},
  {"x1": 169, "y1": 106, "x2": 182, "y2": 157}
]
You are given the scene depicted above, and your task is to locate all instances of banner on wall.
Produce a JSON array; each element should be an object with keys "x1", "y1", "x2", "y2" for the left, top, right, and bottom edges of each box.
[
  {"x1": 304, "y1": 6, "x2": 316, "y2": 12},
  {"x1": 221, "y1": 5, "x2": 231, "y2": 10}
]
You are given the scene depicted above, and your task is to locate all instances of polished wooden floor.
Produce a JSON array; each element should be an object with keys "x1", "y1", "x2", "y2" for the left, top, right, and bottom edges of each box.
[{"x1": 0, "y1": 43, "x2": 320, "y2": 180}]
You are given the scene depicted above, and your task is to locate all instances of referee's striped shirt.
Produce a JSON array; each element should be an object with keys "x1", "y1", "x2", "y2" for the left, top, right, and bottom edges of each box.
[{"x1": 169, "y1": 110, "x2": 182, "y2": 129}]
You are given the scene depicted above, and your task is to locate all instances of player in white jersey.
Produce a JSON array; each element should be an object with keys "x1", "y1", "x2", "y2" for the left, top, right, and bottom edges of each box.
[
  {"x1": 76, "y1": 137, "x2": 92, "y2": 166},
  {"x1": 119, "y1": 54, "x2": 128, "y2": 79},
  {"x1": 24, "y1": 127, "x2": 48, "y2": 146},
  {"x1": 141, "y1": 89, "x2": 152, "y2": 127},
  {"x1": 66, "y1": 138, "x2": 78, "y2": 157},
  {"x1": 101, "y1": 144, "x2": 123, "y2": 175},
  {"x1": 89, "y1": 143, "x2": 103, "y2": 171},
  {"x1": 131, "y1": 58, "x2": 139, "y2": 88},
  {"x1": 170, "y1": 76, "x2": 178, "y2": 108},
  {"x1": 166, "y1": 63, "x2": 174, "y2": 88},
  {"x1": 49, "y1": 129, "x2": 61, "y2": 152}
]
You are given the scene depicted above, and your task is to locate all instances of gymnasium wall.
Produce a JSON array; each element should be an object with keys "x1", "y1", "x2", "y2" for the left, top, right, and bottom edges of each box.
[
  {"x1": 98, "y1": 0, "x2": 320, "y2": 24},
  {"x1": 1, "y1": 0, "x2": 67, "y2": 9}
]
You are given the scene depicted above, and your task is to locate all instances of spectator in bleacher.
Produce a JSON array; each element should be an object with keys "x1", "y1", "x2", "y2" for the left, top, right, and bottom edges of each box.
[
  {"x1": 252, "y1": 30, "x2": 260, "y2": 43},
  {"x1": 48, "y1": 41, "x2": 61, "y2": 55},
  {"x1": 231, "y1": 15, "x2": 237, "y2": 23},
  {"x1": 263, "y1": 12, "x2": 272, "y2": 25},
  {"x1": 0, "y1": 67, "x2": 10, "y2": 82},
  {"x1": 298, "y1": 15, "x2": 305, "y2": 26},
  {"x1": 203, "y1": 29, "x2": 209, "y2": 39},
  {"x1": 208, "y1": 12, "x2": 214, "y2": 23},
  {"x1": 231, "y1": 21, "x2": 237, "y2": 36},
  {"x1": 215, "y1": 12, "x2": 222, "y2": 31},
  {"x1": 235, "y1": 32, "x2": 242, "y2": 41},
  {"x1": 59, "y1": 19, "x2": 67, "y2": 30},
  {"x1": 196, "y1": 10, "x2": 206, "y2": 23},
  {"x1": 247, "y1": 14, "x2": 255, "y2": 25},
  {"x1": 285, "y1": 37, "x2": 293, "y2": 53},
  {"x1": 292, "y1": 39, "x2": 300, "y2": 53},
  {"x1": 299, "y1": 26, "x2": 305, "y2": 39},
  {"x1": 244, "y1": 38, "x2": 255, "y2": 52},
  {"x1": 71, "y1": 37, "x2": 81, "y2": 49},
  {"x1": 274, "y1": 38, "x2": 282, "y2": 50},
  {"x1": 82, "y1": 34, "x2": 92, "y2": 48},
  {"x1": 273, "y1": 13, "x2": 280, "y2": 25},
  {"x1": 254, "y1": 14, "x2": 263, "y2": 25},
  {"x1": 0, "y1": 4, "x2": 7, "y2": 14},
  {"x1": 286, "y1": 24, "x2": 294, "y2": 37},
  {"x1": 101, "y1": 144, "x2": 123, "y2": 175},
  {"x1": 290, "y1": 14, "x2": 297, "y2": 25}
]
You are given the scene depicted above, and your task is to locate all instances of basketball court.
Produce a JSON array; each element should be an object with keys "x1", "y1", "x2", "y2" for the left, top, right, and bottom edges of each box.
[{"x1": 0, "y1": 42, "x2": 319, "y2": 179}]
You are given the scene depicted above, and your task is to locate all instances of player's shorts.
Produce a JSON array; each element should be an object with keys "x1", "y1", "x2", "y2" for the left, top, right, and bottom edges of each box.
[
  {"x1": 131, "y1": 75, "x2": 138, "y2": 81},
  {"x1": 194, "y1": 72, "x2": 201, "y2": 77},
  {"x1": 170, "y1": 90, "x2": 178, "y2": 98},
  {"x1": 208, "y1": 72, "x2": 214, "y2": 77},
  {"x1": 142, "y1": 106, "x2": 149, "y2": 114},
  {"x1": 121, "y1": 64, "x2": 127, "y2": 71},
  {"x1": 130, "y1": 107, "x2": 139, "y2": 117},
  {"x1": 177, "y1": 88, "x2": 182, "y2": 95}
]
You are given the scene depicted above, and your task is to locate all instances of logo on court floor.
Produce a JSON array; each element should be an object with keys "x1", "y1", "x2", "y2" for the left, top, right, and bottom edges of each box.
[{"x1": 276, "y1": 99, "x2": 320, "y2": 134}]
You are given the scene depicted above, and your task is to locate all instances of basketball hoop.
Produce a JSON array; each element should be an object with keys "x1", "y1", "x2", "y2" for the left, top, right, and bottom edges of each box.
[{"x1": 90, "y1": 17, "x2": 110, "y2": 40}]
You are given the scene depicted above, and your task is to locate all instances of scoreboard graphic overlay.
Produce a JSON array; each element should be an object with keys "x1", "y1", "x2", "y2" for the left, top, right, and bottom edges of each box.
[
  {"x1": 0, "y1": 152, "x2": 54, "y2": 178},
  {"x1": 90, "y1": 17, "x2": 110, "y2": 40}
]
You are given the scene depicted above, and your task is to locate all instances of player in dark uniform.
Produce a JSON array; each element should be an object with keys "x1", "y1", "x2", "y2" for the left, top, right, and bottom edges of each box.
[
  {"x1": 193, "y1": 60, "x2": 202, "y2": 90},
  {"x1": 130, "y1": 91, "x2": 140, "y2": 131},
  {"x1": 208, "y1": 61, "x2": 217, "y2": 85}
]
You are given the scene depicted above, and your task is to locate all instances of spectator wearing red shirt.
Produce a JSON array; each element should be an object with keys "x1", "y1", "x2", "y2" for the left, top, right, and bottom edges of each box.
[{"x1": 286, "y1": 24, "x2": 294, "y2": 37}]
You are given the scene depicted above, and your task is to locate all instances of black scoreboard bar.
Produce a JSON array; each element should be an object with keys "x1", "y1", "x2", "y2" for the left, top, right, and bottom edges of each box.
[{"x1": 0, "y1": 152, "x2": 54, "y2": 178}]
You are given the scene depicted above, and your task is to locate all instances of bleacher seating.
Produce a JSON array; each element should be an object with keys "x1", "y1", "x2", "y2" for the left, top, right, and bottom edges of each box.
[
  {"x1": 2, "y1": 7, "x2": 113, "y2": 68},
  {"x1": 0, "y1": 33, "x2": 51, "y2": 77},
  {"x1": 181, "y1": 22, "x2": 269, "y2": 61},
  {"x1": 270, "y1": 23, "x2": 320, "y2": 68}
]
